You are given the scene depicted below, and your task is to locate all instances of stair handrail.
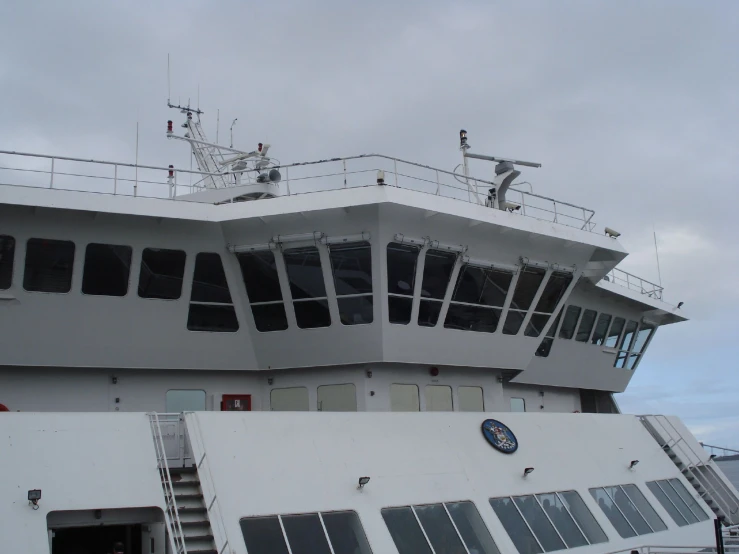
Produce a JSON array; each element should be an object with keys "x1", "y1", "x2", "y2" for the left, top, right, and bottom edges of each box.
[
  {"x1": 148, "y1": 412, "x2": 188, "y2": 554},
  {"x1": 184, "y1": 412, "x2": 232, "y2": 554}
]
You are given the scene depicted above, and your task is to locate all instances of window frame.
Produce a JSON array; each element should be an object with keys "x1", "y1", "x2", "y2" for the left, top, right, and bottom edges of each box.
[
  {"x1": 138, "y1": 247, "x2": 187, "y2": 300},
  {"x1": 387, "y1": 241, "x2": 421, "y2": 326},
  {"x1": 589, "y1": 484, "x2": 665, "y2": 538},
  {"x1": 80, "y1": 242, "x2": 133, "y2": 297},
  {"x1": 524, "y1": 271, "x2": 574, "y2": 338},
  {"x1": 165, "y1": 389, "x2": 206, "y2": 412},
  {"x1": 328, "y1": 241, "x2": 373, "y2": 326},
  {"x1": 23, "y1": 237, "x2": 76, "y2": 294},
  {"x1": 235, "y1": 250, "x2": 288, "y2": 333},
  {"x1": 283, "y1": 246, "x2": 332, "y2": 329},
  {"x1": 503, "y1": 266, "x2": 548, "y2": 336},
  {"x1": 0, "y1": 235, "x2": 16, "y2": 290},
  {"x1": 270, "y1": 387, "x2": 310, "y2": 411},
  {"x1": 418, "y1": 248, "x2": 458, "y2": 328},
  {"x1": 187, "y1": 252, "x2": 239, "y2": 333},
  {"x1": 444, "y1": 263, "x2": 513, "y2": 334}
]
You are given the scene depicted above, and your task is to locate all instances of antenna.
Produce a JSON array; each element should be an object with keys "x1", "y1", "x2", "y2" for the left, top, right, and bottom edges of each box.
[
  {"x1": 216, "y1": 109, "x2": 220, "y2": 144},
  {"x1": 167, "y1": 54, "x2": 170, "y2": 105},
  {"x1": 230, "y1": 118, "x2": 238, "y2": 148},
  {"x1": 653, "y1": 224, "x2": 663, "y2": 287},
  {"x1": 134, "y1": 122, "x2": 139, "y2": 196}
]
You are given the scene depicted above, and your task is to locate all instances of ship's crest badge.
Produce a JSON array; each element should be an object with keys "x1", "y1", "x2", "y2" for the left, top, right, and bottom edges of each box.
[{"x1": 481, "y1": 419, "x2": 518, "y2": 454}]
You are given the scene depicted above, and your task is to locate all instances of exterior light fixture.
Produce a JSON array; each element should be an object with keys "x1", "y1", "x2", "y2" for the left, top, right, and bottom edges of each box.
[
  {"x1": 677, "y1": 302, "x2": 684, "y2": 309},
  {"x1": 377, "y1": 170, "x2": 385, "y2": 185},
  {"x1": 605, "y1": 227, "x2": 621, "y2": 239},
  {"x1": 459, "y1": 130, "x2": 468, "y2": 149},
  {"x1": 358, "y1": 477, "x2": 370, "y2": 490},
  {"x1": 629, "y1": 460, "x2": 639, "y2": 469},
  {"x1": 523, "y1": 467, "x2": 535, "y2": 478},
  {"x1": 709, "y1": 454, "x2": 717, "y2": 460},
  {"x1": 28, "y1": 489, "x2": 41, "y2": 510},
  {"x1": 166, "y1": 120, "x2": 173, "y2": 135}
]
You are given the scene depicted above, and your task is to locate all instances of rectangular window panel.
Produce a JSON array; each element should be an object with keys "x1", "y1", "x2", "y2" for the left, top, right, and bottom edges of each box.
[
  {"x1": 535, "y1": 338, "x2": 554, "y2": 357},
  {"x1": 387, "y1": 242, "x2": 420, "y2": 295},
  {"x1": 619, "y1": 320, "x2": 639, "y2": 350},
  {"x1": 425, "y1": 385, "x2": 453, "y2": 412},
  {"x1": 646, "y1": 481, "x2": 690, "y2": 526},
  {"x1": 445, "y1": 304, "x2": 501, "y2": 333},
  {"x1": 509, "y1": 267, "x2": 547, "y2": 311},
  {"x1": 418, "y1": 299, "x2": 443, "y2": 327},
  {"x1": 390, "y1": 384, "x2": 419, "y2": 412},
  {"x1": 591, "y1": 314, "x2": 612, "y2": 345},
  {"x1": 589, "y1": 487, "x2": 636, "y2": 538},
  {"x1": 606, "y1": 485, "x2": 651, "y2": 535},
  {"x1": 138, "y1": 247, "x2": 186, "y2": 300},
  {"x1": 166, "y1": 389, "x2": 206, "y2": 412},
  {"x1": 453, "y1": 265, "x2": 513, "y2": 307},
  {"x1": 251, "y1": 303, "x2": 288, "y2": 332},
  {"x1": 191, "y1": 252, "x2": 232, "y2": 303},
  {"x1": 546, "y1": 310, "x2": 562, "y2": 338},
  {"x1": 535, "y1": 493, "x2": 587, "y2": 548},
  {"x1": 420, "y1": 250, "x2": 456, "y2": 299},
  {"x1": 558, "y1": 491, "x2": 608, "y2": 545},
  {"x1": 283, "y1": 247, "x2": 327, "y2": 299},
  {"x1": 668, "y1": 479, "x2": 709, "y2": 521},
  {"x1": 525, "y1": 313, "x2": 552, "y2": 338},
  {"x1": 330, "y1": 242, "x2": 372, "y2": 295},
  {"x1": 187, "y1": 304, "x2": 239, "y2": 332},
  {"x1": 503, "y1": 309, "x2": 526, "y2": 335},
  {"x1": 625, "y1": 354, "x2": 640, "y2": 370},
  {"x1": 294, "y1": 299, "x2": 331, "y2": 328},
  {"x1": 621, "y1": 484, "x2": 667, "y2": 532},
  {"x1": 458, "y1": 386, "x2": 484, "y2": 412},
  {"x1": 24, "y1": 238, "x2": 75, "y2": 293},
  {"x1": 604, "y1": 317, "x2": 625, "y2": 347},
  {"x1": 240, "y1": 516, "x2": 290, "y2": 554},
  {"x1": 632, "y1": 324, "x2": 655, "y2": 354},
  {"x1": 321, "y1": 511, "x2": 373, "y2": 554},
  {"x1": 445, "y1": 501, "x2": 501, "y2": 554},
  {"x1": 534, "y1": 272, "x2": 572, "y2": 313},
  {"x1": 82, "y1": 243, "x2": 132, "y2": 297},
  {"x1": 513, "y1": 495, "x2": 566, "y2": 552},
  {"x1": 317, "y1": 384, "x2": 357, "y2": 412},
  {"x1": 510, "y1": 398, "x2": 525, "y2": 412},
  {"x1": 0, "y1": 235, "x2": 14, "y2": 290},
  {"x1": 614, "y1": 351, "x2": 628, "y2": 368},
  {"x1": 490, "y1": 497, "x2": 543, "y2": 554},
  {"x1": 559, "y1": 305, "x2": 581, "y2": 339},
  {"x1": 381, "y1": 507, "x2": 433, "y2": 554},
  {"x1": 337, "y1": 295, "x2": 373, "y2": 325},
  {"x1": 270, "y1": 387, "x2": 309, "y2": 411},
  {"x1": 389, "y1": 295, "x2": 413, "y2": 325},
  {"x1": 281, "y1": 513, "x2": 332, "y2": 554},
  {"x1": 236, "y1": 251, "x2": 283, "y2": 303},
  {"x1": 414, "y1": 504, "x2": 467, "y2": 554},
  {"x1": 575, "y1": 309, "x2": 597, "y2": 342}
]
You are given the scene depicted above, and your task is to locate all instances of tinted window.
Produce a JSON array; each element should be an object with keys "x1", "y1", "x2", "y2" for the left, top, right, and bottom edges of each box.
[
  {"x1": 558, "y1": 306, "x2": 581, "y2": 339},
  {"x1": 138, "y1": 248, "x2": 186, "y2": 299},
  {"x1": 337, "y1": 295, "x2": 373, "y2": 325},
  {"x1": 591, "y1": 314, "x2": 612, "y2": 345},
  {"x1": 453, "y1": 266, "x2": 512, "y2": 307},
  {"x1": 502, "y1": 309, "x2": 526, "y2": 335},
  {"x1": 525, "y1": 313, "x2": 552, "y2": 338},
  {"x1": 294, "y1": 298, "x2": 331, "y2": 328},
  {"x1": 191, "y1": 253, "x2": 232, "y2": 303},
  {"x1": 187, "y1": 304, "x2": 239, "y2": 332},
  {"x1": 236, "y1": 251, "x2": 283, "y2": 303},
  {"x1": 536, "y1": 338, "x2": 554, "y2": 357},
  {"x1": 575, "y1": 309, "x2": 597, "y2": 342},
  {"x1": 387, "y1": 242, "x2": 420, "y2": 295},
  {"x1": 81, "y1": 243, "x2": 132, "y2": 296},
  {"x1": 414, "y1": 504, "x2": 467, "y2": 554},
  {"x1": 282, "y1": 513, "x2": 332, "y2": 554},
  {"x1": 589, "y1": 487, "x2": 636, "y2": 538},
  {"x1": 458, "y1": 386, "x2": 484, "y2": 412},
  {"x1": 418, "y1": 298, "x2": 443, "y2": 327},
  {"x1": 632, "y1": 324, "x2": 655, "y2": 354},
  {"x1": 667, "y1": 479, "x2": 708, "y2": 521},
  {"x1": 251, "y1": 303, "x2": 288, "y2": 332},
  {"x1": 270, "y1": 387, "x2": 309, "y2": 411},
  {"x1": 330, "y1": 242, "x2": 372, "y2": 295},
  {"x1": 240, "y1": 516, "x2": 290, "y2": 554},
  {"x1": 381, "y1": 507, "x2": 433, "y2": 554},
  {"x1": 646, "y1": 481, "x2": 689, "y2": 526},
  {"x1": 321, "y1": 511, "x2": 373, "y2": 554},
  {"x1": 510, "y1": 267, "x2": 546, "y2": 311},
  {"x1": 390, "y1": 384, "x2": 419, "y2": 411},
  {"x1": 24, "y1": 238, "x2": 75, "y2": 293},
  {"x1": 490, "y1": 497, "x2": 543, "y2": 554},
  {"x1": 283, "y1": 247, "x2": 327, "y2": 299},
  {"x1": 513, "y1": 496, "x2": 566, "y2": 552},
  {"x1": 317, "y1": 384, "x2": 357, "y2": 412},
  {"x1": 389, "y1": 296, "x2": 413, "y2": 325},
  {"x1": 510, "y1": 398, "x2": 525, "y2": 412},
  {"x1": 620, "y1": 320, "x2": 639, "y2": 350},
  {"x1": 535, "y1": 493, "x2": 587, "y2": 548},
  {"x1": 446, "y1": 501, "x2": 500, "y2": 554},
  {"x1": 607, "y1": 485, "x2": 651, "y2": 535},
  {"x1": 604, "y1": 317, "x2": 625, "y2": 347},
  {"x1": 559, "y1": 491, "x2": 608, "y2": 544},
  {"x1": 534, "y1": 272, "x2": 572, "y2": 313},
  {"x1": 165, "y1": 390, "x2": 206, "y2": 412},
  {"x1": 621, "y1": 484, "x2": 667, "y2": 532},
  {"x1": 425, "y1": 385, "x2": 453, "y2": 412},
  {"x1": 445, "y1": 304, "x2": 502, "y2": 333},
  {"x1": 0, "y1": 235, "x2": 16, "y2": 289},
  {"x1": 420, "y1": 250, "x2": 456, "y2": 299}
]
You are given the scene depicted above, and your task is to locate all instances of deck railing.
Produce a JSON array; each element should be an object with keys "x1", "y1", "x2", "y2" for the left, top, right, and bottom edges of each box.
[
  {"x1": 0, "y1": 149, "x2": 597, "y2": 232},
  {"x1": 604, "y1": 267, "x2": 664, "y2": 301}
]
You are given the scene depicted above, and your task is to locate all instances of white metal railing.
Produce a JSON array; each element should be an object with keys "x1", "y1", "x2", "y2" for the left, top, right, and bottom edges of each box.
[
  {"x1": 703, "y1": 444, "x2": 739, "y2": 458},
  {"x1": 604, "y1": 546, "x2": 721, "y2": 554},
  {"x1": 604, "y1": 267, "x2": 664, "y2": 301},
  {"x1": 185, "y1": 412, "x2": 231, "y2": 554},
  {"x1": 0, "y1": 149, "x2": 597, "y2": 232},
  {"x1": 148, "y1": 412, "x2": 188, "y2": 554}
]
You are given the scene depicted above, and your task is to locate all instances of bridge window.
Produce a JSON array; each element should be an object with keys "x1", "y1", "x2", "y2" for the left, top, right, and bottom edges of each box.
[
  {"x1": 23, "y1": 238, "x2": 75, "y2": 293},
  {"x1": 236, "y1": 251, "x2": 288, "y2": 332},
  {"x1": 504, "y1": 267, "x2": 546, "y2": 335},
  {"x1": 283, "y1": 247, "x2": 331, "y2": 328},
  {"x1": 623, "y1": 323, "x2": 656, "y2": 369},
  {"x1": 240, "y1": 511, "x2": 372, "y2": 554},
  {"x1": 590, "y1": 314, "x2": 612, "y2": 345},
  {"x1": 82, "y1": 243, "x2": 132, "y2": 296},
  {"x1": 425, "y1": 385, "x2": 453, "y2": 411},
  {"x1": 558, "y1": 305, "x2": 581, "y2": 339},
  {"x1": 387, "y1": 242, "x2": 420, "y2": 325},
  {"x1": 317, "y1": 384, "x2": 357, "y2": 411},
  {"x1": 445, "y1": 265, "x2": 512, "y2": 333},
  {"x1": 510, "y1": 397, "x2": 526, "y2": 412},
  {"x1": 165, "y1": 389, "x2": 206, "y2": 412},
  {"x1": 382, "y1": 502, "x2": 499, "y2": 554},
  {"x1": 390, "y1": 384, "x2": 419, "y2": 412},
  {"x1": 138, "y1": 247, "x2": 186, "y2": 299},
  {"x1": 604, "y1": 317, "x2": 625, "y2": 347},
  {"x1": 0, "y1": 235, "x2": 15, "y2": 289},
  {"x1": 187, "y1": 253, "x2": 238, "y2": 332},
  {"x1": 535, "y1": 310, "x2": 562, "y2": 357},
  {"x1": 575, "y1": 309, "x2": 597, "y2": 342},
  {"x1": 590, "y1": 484, "x2": 665, "y2": 538},
  {"x1": 646, "y1": 479, "x2": 709, "y2": 527},
  {"x1": 270, "y1": 387, "x2": 309, "y2": 411},
  {"x1": 329, "y1": 242, "x2": 373, "y2": 325},
  {"x1": 525, "y1": 272, "x2": 572, "y2": 337},
  {"x1": 418, "y1": 249, "x2": 456, "y2": 327},
  {"x1": 458, "y1": 386, "x2": 484, "y2": 412},
  {"x1": 614, "y1": 320, "x2": 639, "y2": 368}
]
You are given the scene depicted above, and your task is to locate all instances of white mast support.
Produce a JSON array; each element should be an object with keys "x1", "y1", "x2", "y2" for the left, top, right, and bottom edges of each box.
[
  {"x1": 463, "y1": 152, "x2": 542, "y2": 168},
  {"x1": 183, "y1": 114, "x2": 232, "y2": 189}
]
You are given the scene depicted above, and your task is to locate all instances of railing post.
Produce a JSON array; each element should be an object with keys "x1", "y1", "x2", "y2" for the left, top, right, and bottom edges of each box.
[
  {"x1": 343, "y1": 159, "x2": 347, "y2": 188},
  {"x1": 435, "y1": 170, "x2": 440, "y2": 195},
  {"x1": 49, "y1": 158, "x2": 54, "y2": 188},
  {"x1": 113, "y1": 165, "x2": 118, "y2": 195},
  {"x1": 394, "y1": 160, "x2": 398, "y2": 187},
  {"x1": 285, "y1": 166, "x2": 291, "y2": 195},
  {"x1": 521, "y1": 193, "x2": 527, "y2": 216},
  {"x1": 553, "y1": 201, "x2": 558, "y2": 223}
]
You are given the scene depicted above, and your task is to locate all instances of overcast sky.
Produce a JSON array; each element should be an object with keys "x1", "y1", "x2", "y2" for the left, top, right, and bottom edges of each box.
[{"x1": 1, "y1": 1, "x2": 737, "y2": 446}]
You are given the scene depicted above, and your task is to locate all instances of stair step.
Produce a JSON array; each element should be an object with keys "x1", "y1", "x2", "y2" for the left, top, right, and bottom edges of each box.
[
  {"x1": 180, "y1": 520, "x2": 211, "y2": 527},
  {"x1": 175, "y1": 493, "x2": 204, "y2": 500},
  {"x1": 171, "y1": 479, "x2": 201, "y2": 487},
  {"x1": 177, "y1": 506, "x2": 207, "y2": 513},
  {"x1": 184, "y1": 534, "x2": 214, "y2": 542},
  {"x1": 185, "y1": 550, "x2": 217, "y2": 554}
]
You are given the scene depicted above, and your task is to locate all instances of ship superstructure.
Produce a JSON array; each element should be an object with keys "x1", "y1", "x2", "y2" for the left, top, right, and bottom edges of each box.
[{"x1": 0, "y1": 107, "x2": 736, "y2": 554}]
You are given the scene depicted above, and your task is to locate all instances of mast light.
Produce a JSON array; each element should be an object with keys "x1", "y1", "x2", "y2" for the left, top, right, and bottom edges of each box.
[{"x1": 167, "y1": 120, "x2": 173, "y2": 135}]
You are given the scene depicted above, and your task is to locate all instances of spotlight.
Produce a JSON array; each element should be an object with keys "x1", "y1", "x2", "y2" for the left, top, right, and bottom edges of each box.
[
  {"x1": 377, "y1": 170, "x2": 385, "y2": 185},
  {"x1": 605, "y1": 227, "x2": 621, "y2": 239},
  {"x1": 357, "y1": 476, "x2": 370, "y2": 490},
  {"x1": 709, "y1": 454, "x2": 717, "y2": 460},
  {"x1": 523, "y1": 467, "x2": 535, "y2": 478},
  {"x1": 459, "y1": 129, "x2": 468, "y2": 149},
  {"x1": 28, "y1": 489, "x2": 41, "y2": 510},
  {"x1": 677, "y1": 302, "x2": 684, "y2": 309},
  {"x1": 629, "y1": 460, "x2": 639, "y2": 470}
]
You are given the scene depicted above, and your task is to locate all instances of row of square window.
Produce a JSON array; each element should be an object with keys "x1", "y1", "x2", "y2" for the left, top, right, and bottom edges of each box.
[
  {"x1": 239, "y1": 479, "x2": 708, "y2": 554},
  {"x1": 165, "y1": 386, "x2": 526, "y2": 413},
  {"x1": 535, "y1": 304, "x2": 656, "y2": 369}
]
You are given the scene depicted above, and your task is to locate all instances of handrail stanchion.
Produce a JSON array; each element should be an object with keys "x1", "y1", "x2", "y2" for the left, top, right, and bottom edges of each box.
[
  {"x1": 50, "y1": 158, "x2": 54, "y2": 188},
  {"x1": 435, "y1": 170, "x2": 440, "y2": 195},
  {"x1": 285, "y1": 166, "x2": 291, "y2": 196},
  {"x1": 113, "y1": 165, "x2": 118, "y2": 195},
  {"x1": 343, "y1": 159, "x2": 347, "y2": 188},
  {"x1": 394, "y1": 160, "x2": 398, "y2": 187}
]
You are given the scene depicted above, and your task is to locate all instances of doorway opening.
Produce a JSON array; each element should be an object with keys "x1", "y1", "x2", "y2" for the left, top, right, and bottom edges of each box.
[{"x1": 51, "y1": 524, "x2": 142, "y2": 554}]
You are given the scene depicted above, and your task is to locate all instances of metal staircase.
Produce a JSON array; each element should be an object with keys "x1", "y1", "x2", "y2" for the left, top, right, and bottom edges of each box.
[
  {"x1": 149, "y1": 413, "x2": 219, "y2": 554},
  {"x1": 640, "y1": 415, "x2": 739, "y2": 525}
]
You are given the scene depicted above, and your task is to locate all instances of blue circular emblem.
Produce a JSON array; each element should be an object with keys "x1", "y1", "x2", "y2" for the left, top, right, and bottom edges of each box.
[{"x1": 481, "y1": 419, "x2": 518, "y2": 454}]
